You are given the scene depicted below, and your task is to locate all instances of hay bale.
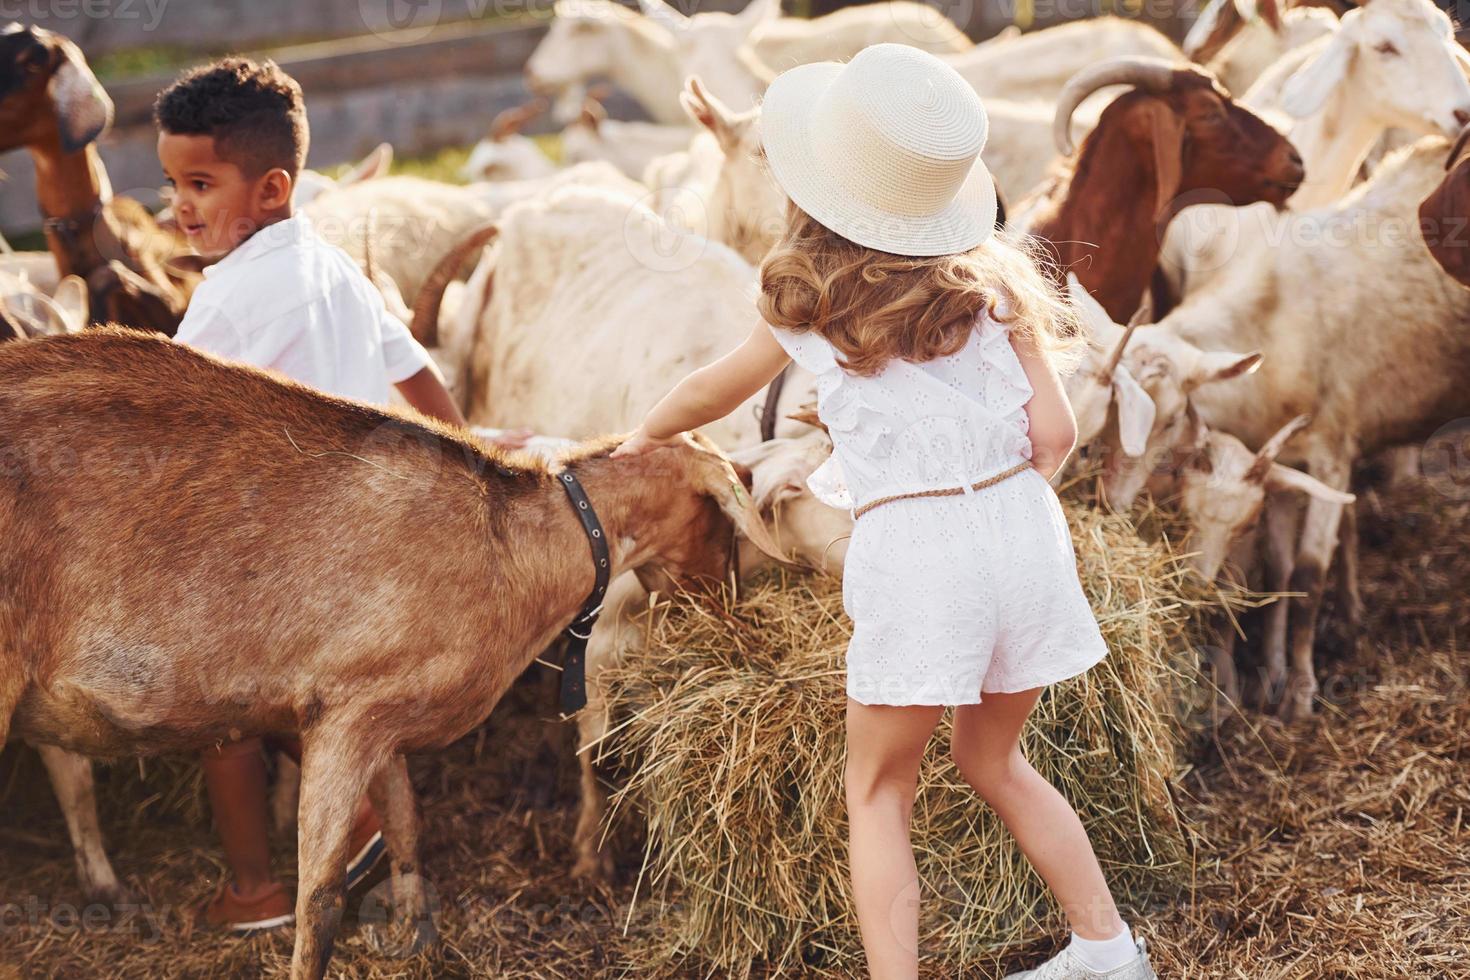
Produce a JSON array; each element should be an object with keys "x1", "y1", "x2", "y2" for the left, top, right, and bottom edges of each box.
[{"x1": 596, "y1": 499, "x2": 1239, "y2": 977}]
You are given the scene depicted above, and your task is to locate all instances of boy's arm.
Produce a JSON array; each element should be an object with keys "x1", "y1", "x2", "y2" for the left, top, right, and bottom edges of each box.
[
  {"x1": 394, "y1": 362, "x2": 467, "y2": 428},
  {"x1": 378, "y1": 308, "x2": 531, "y2": 445},
  {"x1": 611, "y1": 320, "x2": 791, "y2": 458}
]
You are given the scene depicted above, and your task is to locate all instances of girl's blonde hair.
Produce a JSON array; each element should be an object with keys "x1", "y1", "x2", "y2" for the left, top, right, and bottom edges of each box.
[{"x1": 757, "y1": 201, "x2": 1088, "y2": 378}]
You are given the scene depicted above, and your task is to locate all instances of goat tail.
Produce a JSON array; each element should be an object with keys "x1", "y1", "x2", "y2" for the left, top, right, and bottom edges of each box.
[{"x1": 409, "y1": 220, "x2": 500, "y2": 348}]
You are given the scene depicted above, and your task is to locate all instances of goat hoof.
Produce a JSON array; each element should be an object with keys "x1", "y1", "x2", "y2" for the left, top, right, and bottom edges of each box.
[
  {"x1": 84, "y1": 881, "x2": 134, "y2": 907},
  {"x1": 1276, "y1": 683, "x2": 1317, "y2": 723},
  {"x1": 571, "y1": 848, "x2": 615, "y2": 884},
  {"x1": 410, "y1": 918, "x2": 439, "y2": 953}
]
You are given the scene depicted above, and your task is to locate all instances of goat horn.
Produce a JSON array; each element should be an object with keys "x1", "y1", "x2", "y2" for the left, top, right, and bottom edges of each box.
[
  {"x1": 1245, "y1": 413, "x2": 1311, "y2": 483},
  {"x1": 409, "y1": 220, "x2": 500, "y2": 347},
  {"x1": 1447, "y1": 122, "x2": 1470, "y2": 172},
  {"x1": 1100, "y1": 313, "x2": 1143, "y2": 379},
  {"x1": 1053, "y1": 57, "x2": 1184, "y2": 157},
  {"x1": 784, "y1": 405, "x2": 826, "y2": 434}
]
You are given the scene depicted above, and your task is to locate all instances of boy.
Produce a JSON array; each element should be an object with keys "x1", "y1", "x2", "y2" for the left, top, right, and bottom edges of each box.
[{"x1": 155, "y1": 56, "x2": 521, "y2": 931}]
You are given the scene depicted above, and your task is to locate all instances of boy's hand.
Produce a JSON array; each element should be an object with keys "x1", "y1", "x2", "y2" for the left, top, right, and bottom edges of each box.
[
  {"x1": 610, "y1": 425, "x2": 683, "y2": 459},
  {"x1": 482, "y1": 427, "x2": 535, "y2": 450}
]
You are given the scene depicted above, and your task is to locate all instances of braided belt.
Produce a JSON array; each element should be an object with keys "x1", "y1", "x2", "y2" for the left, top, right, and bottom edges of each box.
[{"x1": 852, "y1": 460, "x2": 1035, "y2": 520}]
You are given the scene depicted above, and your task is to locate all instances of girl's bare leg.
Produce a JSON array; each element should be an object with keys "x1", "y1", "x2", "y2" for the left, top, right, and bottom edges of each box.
[
  {"x1": 950, "y1": 687, "x2": 1124, "y2": 940},
  {"x1": 844, "y1": 698, "x2": 946, "y2": 980}
]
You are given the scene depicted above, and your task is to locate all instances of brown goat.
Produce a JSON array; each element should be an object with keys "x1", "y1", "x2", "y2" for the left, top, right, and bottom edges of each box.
[
  {"x1": 0, "y1": 23, "x2": 196, "y2": 333},
  {"x1": 1419, "y1": 124, "x2": 1470, "y2": 286},
  {"x1": 0, "y1": 328, "x2": 783, "y2": 979},
  {"x1": 1016, "y1": 57, "x2": 1304, "y2": 322}
]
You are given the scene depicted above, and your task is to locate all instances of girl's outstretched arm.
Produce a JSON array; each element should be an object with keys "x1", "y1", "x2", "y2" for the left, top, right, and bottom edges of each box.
[{"x1": 611, "y1": 320, "x2": 791, "y2": 457}]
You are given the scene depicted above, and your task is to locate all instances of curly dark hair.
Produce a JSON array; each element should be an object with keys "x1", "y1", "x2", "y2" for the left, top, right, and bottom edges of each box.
[{"x1": 153, "y1": 57, "x2": 308, "y2": 178}]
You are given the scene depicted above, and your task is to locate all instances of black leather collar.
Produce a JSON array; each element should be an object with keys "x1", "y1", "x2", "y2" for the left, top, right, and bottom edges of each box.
[
  {"x1": 758, "y1": 365, "x2": 790, "y2": 442},
  {"x1": 555, "y1": 467, "x2": 610, "y2": 714}
]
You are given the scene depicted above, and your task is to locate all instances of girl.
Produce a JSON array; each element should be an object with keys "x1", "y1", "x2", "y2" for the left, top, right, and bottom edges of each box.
[{"x1": 611, "y1": 44, "x2": 1156, "y2": 980}]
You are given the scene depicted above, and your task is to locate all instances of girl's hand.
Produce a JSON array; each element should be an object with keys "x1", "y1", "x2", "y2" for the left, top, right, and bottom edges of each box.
[{"x1": 611, "y1": 425, "x2": 682, "y2": 458}]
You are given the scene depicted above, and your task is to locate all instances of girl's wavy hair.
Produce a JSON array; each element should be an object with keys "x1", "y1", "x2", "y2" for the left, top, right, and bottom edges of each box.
[{"x1": 757, "y1": 201, "x2": 1088, "y2": 379}]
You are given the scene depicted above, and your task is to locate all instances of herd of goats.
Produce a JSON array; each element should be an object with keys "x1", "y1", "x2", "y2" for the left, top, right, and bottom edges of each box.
[{"x1": 3, "y1": 0, "x2": 1470, "y2": 975}]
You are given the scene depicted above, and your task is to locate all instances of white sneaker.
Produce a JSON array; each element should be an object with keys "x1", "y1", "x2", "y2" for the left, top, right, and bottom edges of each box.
[{"x1": 1002, "y1": 935, "x2": 1158, "y2": 979}]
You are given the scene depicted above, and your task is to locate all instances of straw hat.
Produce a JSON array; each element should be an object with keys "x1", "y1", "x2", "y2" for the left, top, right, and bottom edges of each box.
[{"x1": 759, "y1": 42, "x2": 997, "y2": 257}]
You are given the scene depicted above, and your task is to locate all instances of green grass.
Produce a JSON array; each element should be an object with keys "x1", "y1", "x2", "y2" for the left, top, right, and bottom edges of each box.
[
  {"x1": 321, "y1": 133, "x2": 562, "y2": 185},
  {"x1": 86, "y1": 9, "x2": 545, "y2": 82}
]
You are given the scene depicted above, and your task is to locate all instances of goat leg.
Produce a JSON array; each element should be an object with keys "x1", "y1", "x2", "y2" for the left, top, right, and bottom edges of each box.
[
  {"x1": 1335, "y1": 502, "x2": 1365, "y2": 633},
  {"x1": 572, "y1": 622, "x2": 617, "y2": 882},
  {"x1": 36, "y1": 745, "x2": 127, "y2": 904},
  {"x1": 364, "y1": 754, "x2": 436, "y2": 952},
  {"x1": 1206, "y1": 618, "x2": 1240, "y2": 730},
  {"x1": 1279, "y1": 460, "x2": 1352, "y2": 723},
  {"x1": 289, "y1": 730, "x2": 384, "y2": 980},
  {"x1": 1260, "y1": 491, "x2": 1300, "y2": 711}
]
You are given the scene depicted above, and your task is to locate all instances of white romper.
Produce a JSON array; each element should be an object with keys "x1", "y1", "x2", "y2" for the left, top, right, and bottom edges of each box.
[{"x1": 767, "y1": 305, "x2": 1110, "y2": 706}]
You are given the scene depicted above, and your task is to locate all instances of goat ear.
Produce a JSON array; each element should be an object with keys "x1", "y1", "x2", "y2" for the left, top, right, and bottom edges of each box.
[
  {"x1": 342, "y1": 142, "x2": 393, "y2": 185},
  {"x1": 1280, "y1": 22, "x2": 1356, "y2": 119},
  {"x1": 1190, "y1": 349, "x2": 1262, "y2": 388},
  {"x1": 1111, "y1": 367, "x2": 1158, "y2": 457},
  {"x1": 1142, "y1": 102, "x2": 1186, "y2": 223},
  {"x1": 49, "y1": 42, "x2": 113, "y2": 152},
  {"x1": 735, "y1": 0, "x2": 779, "y2": 38},
  {"x1": 1263, "y1": 462, "x2": 1355, "y2": 504},
  {"x1": 710, "y1": 458, "x2": 794, "y2": 564},
  {"x1": 1256, "y1": 0, "x2": 1282, "y2": 32},
  {"x1": 680, "y1": 75, "x2": 742, "y2": 155},
  {"x1": 52, "y1": 275, "x2": 88, "y2": 332},
  {"x1": 1235, "y1": 0, "x2": 1282, "y2": 32}
]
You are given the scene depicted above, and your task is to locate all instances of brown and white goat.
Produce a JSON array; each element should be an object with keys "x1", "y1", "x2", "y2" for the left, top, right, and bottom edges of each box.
[
  {"x1": 1420, "y1": 124, "x2": 1470, "y2": 286},
  {"x1": 1012, "y1": 57, "x2": 1305, "y2": 322},
  {"x1": 0, "y1": 327, "x2": 785, "y2": 979},
  {"x1": 0, "y1": 23, "x2": 196, "y2": 333}
]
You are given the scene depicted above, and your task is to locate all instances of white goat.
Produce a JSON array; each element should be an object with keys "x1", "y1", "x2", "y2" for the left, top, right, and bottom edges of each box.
[
  {"x1": 405, "y1": 183, "x2": 856, "y2": 879},
  {"x1": 1205, "y1": 6, "x2": 1339, "y2": 95},
  {"x1": 304, "y1": 162, "x2": 635, "y2": 309},
  {"x1": 945, "y1": 16, "x2": 1185, "y2": 105},
  {"x1": 0, "y1": 250, "x2": 61, "y2": 296},
  {"x1": 459, "y1": 101, "x2": 559, "y2": 182},
  {"x1": 524, "y1": 0, "x2": 970, "y2": 123},
  {"x1": 0, "y1": 272, "x2": 87, "y2": 338},
  {"x1": 1109, "y1": 136, "x2": 1470, "y2": 721}
]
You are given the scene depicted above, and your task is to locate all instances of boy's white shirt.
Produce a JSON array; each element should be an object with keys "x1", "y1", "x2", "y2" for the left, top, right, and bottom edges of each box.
[{"x1": 174, "y1": 211, "x2": 431, "y2": 405}]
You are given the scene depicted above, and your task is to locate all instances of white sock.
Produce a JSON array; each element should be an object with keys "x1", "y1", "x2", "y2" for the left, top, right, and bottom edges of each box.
[{"x1": 1067, "y1": 922, "x2": 1136, "y2": 972}]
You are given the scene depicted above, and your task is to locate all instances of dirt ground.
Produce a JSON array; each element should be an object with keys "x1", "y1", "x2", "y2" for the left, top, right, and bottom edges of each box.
[{"x1": 2, "y1": 479, "x2": 1466, "y2": 979}]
